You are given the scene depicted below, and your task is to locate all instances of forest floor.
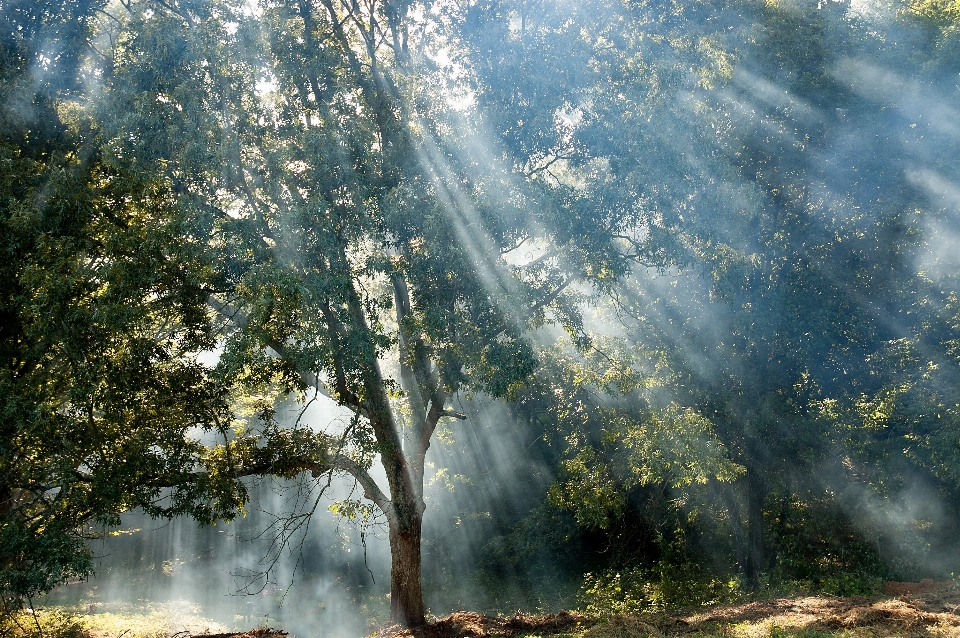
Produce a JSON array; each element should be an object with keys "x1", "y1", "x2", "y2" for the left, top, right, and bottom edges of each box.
[
  {"x1": 364, "y1": 582, "x2": 960, "y2": 638},
  {"x1": 14, "y1": 582, "x2": 960, "y2": 638}
]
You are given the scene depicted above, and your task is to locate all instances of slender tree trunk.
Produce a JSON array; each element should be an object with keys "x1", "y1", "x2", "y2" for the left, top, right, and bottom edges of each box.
[
  {"x1": 744, "y1": 465, "x2": 767, "y2": 584},
  {"x1": 724, "y1": 483, "x2": 749, "y2": 574},
  {"x1": 388, "y1": 509, "x2": 425, "y2": 627}
]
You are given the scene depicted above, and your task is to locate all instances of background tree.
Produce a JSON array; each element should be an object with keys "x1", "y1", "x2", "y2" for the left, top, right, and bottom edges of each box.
[
  {"x1": 0, "y1": 0, "x2": 248, "y2": 611},
  {"x1": 510, "y1": 0, "x2": 960, "y2": 597}
]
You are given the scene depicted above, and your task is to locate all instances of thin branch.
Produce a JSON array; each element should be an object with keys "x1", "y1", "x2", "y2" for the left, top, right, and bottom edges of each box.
[
  {"x1": 320, "y1": 453, "x2": 393, "y2": 520},
  {"x1": 500, "y1": 235, "x2": 529, "y2": 255},
  {"x1": 151, "y1": 0, "x2": 195, "y2": 27},
  {"x1": 517, "y1": 246, "x2": 562, "y2": 272},
  {"x1": 523, "y1": 152, "x2": 574, "y2": 178}
]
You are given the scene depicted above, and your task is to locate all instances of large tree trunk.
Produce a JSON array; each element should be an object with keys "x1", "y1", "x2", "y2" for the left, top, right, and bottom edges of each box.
[{"x1": 388, "y1": 510, "x2": 425, "y2": 627}]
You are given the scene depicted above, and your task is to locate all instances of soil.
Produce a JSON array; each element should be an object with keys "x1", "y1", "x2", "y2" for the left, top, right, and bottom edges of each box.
[
  {"x1": 369, "y1": 610, "x2": 591, "y2": 638},
  {"x1": 191, "y1": 630, "x2": 290, "y2": 638},
  {"x1": 671, "y1": 586, "x2": 960, "y2": 636}
]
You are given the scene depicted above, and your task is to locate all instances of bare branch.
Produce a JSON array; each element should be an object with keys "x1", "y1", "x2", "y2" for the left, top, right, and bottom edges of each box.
[
  {"x1": 500, "y1": 235, "x2": 529, "y2": 255},
  {"x1": 517, "y1": 246, "x2": 562, "y2": 272}
]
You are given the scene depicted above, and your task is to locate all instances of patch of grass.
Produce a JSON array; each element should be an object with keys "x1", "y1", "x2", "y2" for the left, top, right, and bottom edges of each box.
[
  {"x1": 1, "y1": 609, "x2": 86, "y2": 638},
  {"x1": 1, "y1": 602, "x2": 228, "y2": 638},
  {"x1": 759, "y1": 626, "x2": 848, "y2": 638},
  {"x1": 80, "y1": 603, "x2": 227, "y2": 638},
  {"x1": 580, "y1": 616, "x2": 659, "y2": 638}
]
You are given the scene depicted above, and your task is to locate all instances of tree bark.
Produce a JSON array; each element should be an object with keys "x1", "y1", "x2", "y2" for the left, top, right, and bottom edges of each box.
[{"x1": 388, "y1": 509, "x2": 425, "y2": 628}]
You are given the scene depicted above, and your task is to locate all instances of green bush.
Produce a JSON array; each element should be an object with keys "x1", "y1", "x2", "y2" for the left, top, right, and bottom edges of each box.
[{"x1": 579, "y1": 565, "x2": 745, "y2": 616}]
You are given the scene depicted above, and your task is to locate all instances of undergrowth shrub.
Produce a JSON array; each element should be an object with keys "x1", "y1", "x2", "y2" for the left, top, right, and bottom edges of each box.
[
  {"x1": 579, "y1": 562, "x2": 890, "y2": 618},
  {"x1": 579, "y1": 565, "x2": 745, "y2": 615},
  {"x1": 767, "y1": 491, "x2": 887, "y2": 596},
  {"x1": 0, "y1": 609, "x2": 86, "y2": 638}
]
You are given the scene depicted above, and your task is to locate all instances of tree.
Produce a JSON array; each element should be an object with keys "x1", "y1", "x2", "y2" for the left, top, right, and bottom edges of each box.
[{"x1": 91, "y1": 0, "x2": 673, "y2": 626}]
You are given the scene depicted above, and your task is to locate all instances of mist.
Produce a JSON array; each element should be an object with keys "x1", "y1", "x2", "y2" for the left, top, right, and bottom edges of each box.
[{"x1": 40, "y1": 397, "x2": 568, "y2": 637}]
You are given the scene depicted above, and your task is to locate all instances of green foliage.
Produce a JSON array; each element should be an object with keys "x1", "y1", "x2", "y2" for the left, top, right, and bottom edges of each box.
[
  {"x1": 4, "y1": 0, "x2": 960, "y2": 621},
  {"x1": 1, "y1": 0, "x2": 254, "y2": 607},
  {"x1": 503, "y1": 0, "x2": 960, "y2": 602},
  {"x1": 0, "y1": 111, "x2": 247, "y2": 595},
  {"x1": 550, "y1": 446, "x2": 627, "y2": 531},
  {"x1": 904, "y1": 0, "x2": 960, "y2": 70},
  {"x1": 605, "y1": 406, "x2": 746, "y2": 489}
]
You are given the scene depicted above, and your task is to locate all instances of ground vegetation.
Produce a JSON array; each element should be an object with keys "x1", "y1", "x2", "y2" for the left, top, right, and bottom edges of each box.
[{"x1": 5, "y1": 588, "x2": 960, "y2": 638}]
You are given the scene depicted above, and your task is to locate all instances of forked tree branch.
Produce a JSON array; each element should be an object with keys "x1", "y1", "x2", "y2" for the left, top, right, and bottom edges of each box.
[{"x1": 205, "y1": 295, "x2": 369, "y2": 417}]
